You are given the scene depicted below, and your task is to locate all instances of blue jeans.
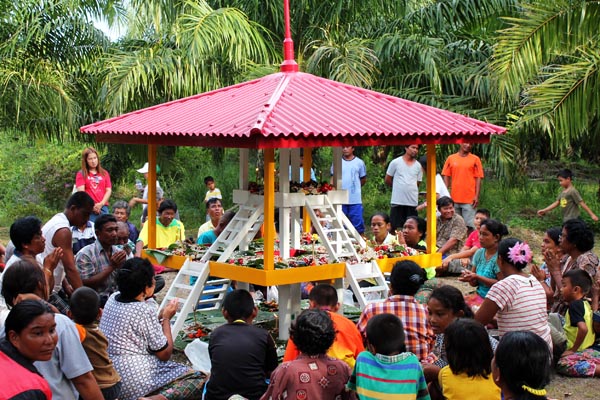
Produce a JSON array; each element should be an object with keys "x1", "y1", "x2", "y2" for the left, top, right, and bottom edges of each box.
[
  {"x1": 342, "y1": 204, "x2": 365, "y2": 234},
  {"x1": 89, "y1": 205, "x2": 109, "y2": 222}
]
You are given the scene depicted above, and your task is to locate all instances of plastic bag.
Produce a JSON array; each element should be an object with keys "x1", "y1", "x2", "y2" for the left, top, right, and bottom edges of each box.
[
  {"x1": 267, "y1": 286, "x2": 279, "y2": 303},
  {"x1": 184, "y1": 339, "x2": 211, "y2": 372}
]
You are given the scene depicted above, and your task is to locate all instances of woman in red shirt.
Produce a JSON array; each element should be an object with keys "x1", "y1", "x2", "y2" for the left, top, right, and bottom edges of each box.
[{"x1": 75, "y1": 147, "x2": 112, "y2": 222}]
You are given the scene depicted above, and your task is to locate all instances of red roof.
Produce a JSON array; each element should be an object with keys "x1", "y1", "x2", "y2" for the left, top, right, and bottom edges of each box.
[{"x1": 81, "y1": 71, "x2": 505, "y2": 148}]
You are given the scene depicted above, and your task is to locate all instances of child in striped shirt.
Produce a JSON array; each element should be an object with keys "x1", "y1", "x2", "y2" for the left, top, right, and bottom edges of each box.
[{"x1": 348, "y1": 313, "x2": 430, "y2": 399}]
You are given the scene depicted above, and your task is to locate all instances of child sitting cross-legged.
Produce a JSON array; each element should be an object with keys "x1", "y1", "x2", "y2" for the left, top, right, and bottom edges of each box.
[
  {"x1": 283, "y1": 284, "x2": 364, "y2": 368},
  {"x1": 69, "y1": 287, "x2": 122, "y2": 400},
  {"x1": 206, "y1": 289, "x2": 278, "y2": 400},
  {"x1": 348, "y1": 313, "x2": 430, "y2": 399},
  {"x1": 437, "y1": 319, "x2": 501, "y2": 400},
  {"x1": 261, "y1": 309, "x2": 354, "y2": 400},
  {"x1": 553, "y1": 269, "x2": 600, "y2": 377}
]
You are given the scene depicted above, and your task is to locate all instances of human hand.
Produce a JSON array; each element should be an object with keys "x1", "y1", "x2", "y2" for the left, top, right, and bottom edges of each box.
[
  {"x1": 562, "y1": 350, "x2": 574, "y2": 357},
  {"x1": 530, "y1": 264, "x2": 546, "y2": 282},
  {"x1": 128, "y1": 198, "x2": 139, "y2": 209},
  {"x1": 442, "y1": 256, "x2": 452, "y2": 268},
  {"x1": 543, "y1": 248, "x2": 561, "y2": 272},
  {"x1": 93, "y1": 203, "x2": 103, "y2": 214},
  {"x1": 395, "y1": 229, "x2": 406, "y2": 245},
  {"x1": 537, "y1": 210, "x2": 546, "y2": 217},
  {"x1": 472, "y1": 197, "x2": 479, "y2": 207},
  {"x1": 592, "y1": 214, "x2": 599, "y2": 222},
  {"x1": 160, "y1": 299, "x2": 179, "y2": 320},
  {"x1": 110, "y1": 250, "x2": 127, "y2": 269},
  {"x1": 44, "y1": 247, "x2": 64, "y2": 271},
  {"x1": 460, "y1": 258, "x2": 471, "y2": 268}
]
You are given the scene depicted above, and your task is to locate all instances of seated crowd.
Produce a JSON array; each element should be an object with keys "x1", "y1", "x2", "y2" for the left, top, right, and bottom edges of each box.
[{"x1": 1, "y1": 187, "x2": 600, "y2": 400}]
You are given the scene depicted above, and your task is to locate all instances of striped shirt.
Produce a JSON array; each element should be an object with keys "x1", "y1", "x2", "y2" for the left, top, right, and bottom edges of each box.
[
  {"x1": 348, "y1": 351, "x2": 430, "y2": 400},
  {"x1": 357, "y1": 295, "x2": 434, "y2": 361},
  {"x1": 486, "y1": 274, "x2": 552, "y2": 348}
]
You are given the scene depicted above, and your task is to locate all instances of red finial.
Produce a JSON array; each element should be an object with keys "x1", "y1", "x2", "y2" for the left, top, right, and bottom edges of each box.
[{"x1": 280, "y1": 0, "x2": 298, "y2": 72}]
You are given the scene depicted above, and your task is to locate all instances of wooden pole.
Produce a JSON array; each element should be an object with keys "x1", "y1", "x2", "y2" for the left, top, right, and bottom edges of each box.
[
  {"x1": 426, "y1": 144, "x2": 437, "y2": 253},
  {"x1": 148, "y1": 144, "x2": 157, "y2": 249},
  {"x1": 264, "y1": 148, "x2": 275, "y2": 270}
]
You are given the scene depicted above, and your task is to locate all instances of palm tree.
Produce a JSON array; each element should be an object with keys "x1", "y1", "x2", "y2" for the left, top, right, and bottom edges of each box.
[{"x1": 491, "y1": 0, "x2": 600, "y2": 160}]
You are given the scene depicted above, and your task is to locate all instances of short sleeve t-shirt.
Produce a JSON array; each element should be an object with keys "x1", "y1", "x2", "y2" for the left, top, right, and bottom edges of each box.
[
  {"x1": 558, "y1": 187, "x2": 583, "y2": 221},
  {"x1": 442, "y1": 153, "x2": 484, "y2": 204},
  {"x1": 331, "y1": 156, "x2": 366, "y2": 205},
  {"x1": 472, "y1": 248, "x2": 499, "y2": 298},
  {"x1": 75, "y1": 170, "x2": 112, "y2": 205},
  {"x1": 439, "y1": 366, "x2": 501, "y2": 400},
  {"x1": 386, "y1": 157, "x2": 423, "y2": 206},
  {"x1": 565, "y1": 299, "x2": 595, "y2": 351},
  {"x1": 465, "y1": 230, "x2": 481, "y2": 248},
  {"x1": 204, "y1": 188, "x2": 222, "y2": 202}
]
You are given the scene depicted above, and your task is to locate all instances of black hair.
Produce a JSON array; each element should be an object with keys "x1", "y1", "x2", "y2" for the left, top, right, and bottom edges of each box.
[
  {"x1": 94, "y1": 213, "x2": 117, "y2": 233},
  {"x1": 436, "y1": 196, "x2": 454, "y2": 209},
  {"x1": 562, "y1": 218, "x2": 594, "y2": 252},
  {"x1": 366, "y1": 313, "x2": 406, "y2": 355},
  {"x1": 222, "y1": 289, "x2": 255, "y2": 320},
  {"x1": 563, "y1": 269, "x2": 593, "y2": 296},
  {"x1": 1, "y1": 259, "x2": 46, "y2": 308},
  {"x1": 480, "y1": 219, "x2": 509, "y2": 239},
  {"x1": 445, "y1": 319, "x2": 493, "y2": 379},
  {"x1": 116, "y1": 257, "x2": 155, "y2": 300},
  {"x1": 289, "y1": 309, "x2": 335, "y2": 356},
  {"x1": 545, "y1": 227, "x2": 562, "y2": 246},
  {"x1": 498, "y1": 238, "x2": 529, "y2": 270},
  {"x1": 66, "y1": 191, "x2": 94, "y2": 209},
  {"x1": 5, "y1": 300, "x2": 54, "y2": 335},
  {"x1": 204, "y1": 176, "x2": 215, "y2": 184},
  {"x1": 370, "y1": 212, "x2": 390, "y2": 224},
  {"x1": 557, "y1": 168, "x2": 573, "y2": 180},
  {"x1": 405, "y1": 216, "x2": 427, "y2": 240},
  {"x1": 476, "y1": 209, "x2": 491, "y2": 218},
  {"x1": 70, "y1": 287, "x2": 100, "y2": 325},
  {"x1": 308, "y1": 284, "x2": 338, "y2": 308},
  {"x1": 417, "y1": 155, "x2": 427, "y2": 171},
  {"x1": 112, "y1": 200, "x2": 131, "y2": 216},
  {"x1": 158, "y1": 199, "x2": 178, "y2": 214},
  {"x1": 9, "y1": 216, "x2": 42, "y2": 251},
  {"x1": 219, "y1": 211, "x2": 236, "y2": 227},
  {"x1": 390, "y1": 260, "x2": 426, "y2": 296},
  {"x1": 429, "y1": 285, "x2": 474, "y2": 319},
  {"x1": 494, "y1": 331, "x2": 551, "y2": 400},
  {"x1": 206, "y1": 197, "x2": 222, "y2": 210}
]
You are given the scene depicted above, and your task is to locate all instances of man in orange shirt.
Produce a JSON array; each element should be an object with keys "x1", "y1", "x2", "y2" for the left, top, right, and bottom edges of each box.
[
  {"x1": 282, "y1": 284, "x2": 364, "y2": 368},
  {"x1": 441, "y1": 143, "x2": 484, "y2": 232}
]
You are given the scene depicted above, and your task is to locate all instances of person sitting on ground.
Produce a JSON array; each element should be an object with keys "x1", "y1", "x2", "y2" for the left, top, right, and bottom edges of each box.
[
  {"x1": 422, "y1": 285, "x2": 497, "y2": 387},
  {"x1": 530, "y1": 226, "x2": 563, "y2": 308},
  {"x1": 546, "y1": 218, "x2": 600, "y2": 314},
  {"x1": 197, "y1": 198, "x2": 224, "y2": 237},
  {"x1": 1, "y1": 216, "x2": 63, "y2": 324},
  {"x1": 435, "y1": 196, "x2": 467, "y2": 261},
  {"x1": 283, "y1": 284, "x2": 364, "y2": 368},
  {"x1": 69, "y1": 287, "x2": 122, "y2": 400},
  {"x1": 42, "y1": 191, "x2": 95, "y2": 314},
  {"x1": 368, "y1": 212, "x2": 397, "y2": 246},
  {"x1": 475, "y1": 239, "x2": 553, "y2": 349},
  {"x1": 261, "y1": 309, "x2": 353, "y2": 400},
  {"x1": 112, "y1": 201, "x2": 139, "y2": 243},
  {"x1": 0, "y1": 300, "x2": 57, "y2": 400},
  {"x1": 357, "y1": 260, "x2": 434, "y2": 361},
  {"x1": 459, "y1": 219, "x2": 509, "y2": 310},
  {"x1": 197, "y1": 210, "x2": 235, "y2": 245},
  {"x1": 136, "y1": 199, "x2": 185, "y2": 256},
  {"x1": 441, "y1": 209, "x2": 490, "y2": 274},
  {"x1": 99, "y1": 257, "x2": 206, "y2": 400},
  {"x1": 550, "y1": 270, "x2": 600, "y2": 377},
  {"x1": 206, "y1": 289, "x2": 278, "y2": 400},
  {"x1": 76, "y1": 214, "x2": 128, "y2": 307},
  {"x1": 71, "y1": 220, "x2": 96, "y2": 255},
  {"x1": 437, "y1": 319, "x2": 500, "y2": 400},
  {"x1": 1, "y1": 259, "x2": 103, "y2": 400},
  {"x1": 349, "y1": 313, "x2": 429, "y2": 400},
  {"x1": 396, "y1": 215, "x2": 439, "y2": 281},
  {"x1": 492, "y1": 331, "x2": 552, "y2": 400}
]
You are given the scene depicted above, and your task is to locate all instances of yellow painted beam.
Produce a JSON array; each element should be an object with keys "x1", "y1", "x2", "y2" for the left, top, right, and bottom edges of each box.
[
  {"x1": 426, "y1": 145, "x2": 437, "y2": 256},
  {"x1": 376, "y1": 253, "x2": 443, "y2": 274},
  {"x1": 209, "y1": 262, "x2": 346, "y2": 286},
  {"x1": 302, "y1": 147, "x2": 312, "y2": 233},
  {"x1": 148, "y1": 144, "x2": 157, "y2": 249}
]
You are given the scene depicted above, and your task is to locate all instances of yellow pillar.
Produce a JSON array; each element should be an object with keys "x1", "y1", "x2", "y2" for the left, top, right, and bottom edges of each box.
[
  {"x1": 264, "y1": 149, "x2": 275, "y2": 271},
  {"x1": 426, "y1": 145, "x2": 437, "y2": 254},
  {"x1": 148, "y1": 145, "x2": 157, "y2": 249},
  {"x1": 302, "y1": 147, "x2": 312, "y2": 233}
]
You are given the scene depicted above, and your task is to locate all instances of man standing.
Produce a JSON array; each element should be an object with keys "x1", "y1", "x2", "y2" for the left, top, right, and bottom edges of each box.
[
  {"x1": 331, "y1": 146, "x2": 367, "y2": 234},
  {"x1": 441, "y1": 143, "x2": 484, "y2": 231},
  {"x1": 129, "y1": 162, "x2": 164, "y2": 223},
  {"x1": 41, "y1": 191, "x2": 94, "y2": 313},
  {"x1": 76, "y1": 214, "x2": 127, "y2": 306},
  {"x1": 385, "y1": 144, "x2": 422, "y2": 232}
]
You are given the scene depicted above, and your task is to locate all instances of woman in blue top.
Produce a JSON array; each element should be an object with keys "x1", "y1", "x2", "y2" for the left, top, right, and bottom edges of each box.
[{"x1": 459, "y1": 219, "x2": 508, "y2": 310}]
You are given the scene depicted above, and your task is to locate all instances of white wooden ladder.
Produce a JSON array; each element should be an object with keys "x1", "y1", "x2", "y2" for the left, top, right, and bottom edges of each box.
[
  {"x1": 160, "y1": 196, "x2": 264, "y2": 336},
  {"x1": 345, "y1": 261, "x2": 389, "y2": 309}
]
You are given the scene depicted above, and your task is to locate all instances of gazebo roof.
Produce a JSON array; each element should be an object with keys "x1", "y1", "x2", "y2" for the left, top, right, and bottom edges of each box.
[{"x1": 80, "y1": 70, "x2": 505, "y2": 148}]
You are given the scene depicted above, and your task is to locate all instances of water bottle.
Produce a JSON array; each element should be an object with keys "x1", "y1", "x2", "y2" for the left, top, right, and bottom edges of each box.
[{"x1": 135, "y1": 179, "x2": 143, "y2": 191}]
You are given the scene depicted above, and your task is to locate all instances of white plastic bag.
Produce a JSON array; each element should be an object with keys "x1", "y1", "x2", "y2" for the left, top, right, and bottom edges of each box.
[
  {"x1": 184, "y1": 339, "x2": 211, "y2": 372},
  {"x1": 267, "y1": 286, "x2": 279, "y2": 303},
  {"x1": 343, "y1": 289, "x2": 355, "y2": 307}
]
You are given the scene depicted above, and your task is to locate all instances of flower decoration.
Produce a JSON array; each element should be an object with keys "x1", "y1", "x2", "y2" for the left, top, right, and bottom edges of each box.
[{"x1": 507, "y1": 241, "x2": 533, "y2": 265}]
